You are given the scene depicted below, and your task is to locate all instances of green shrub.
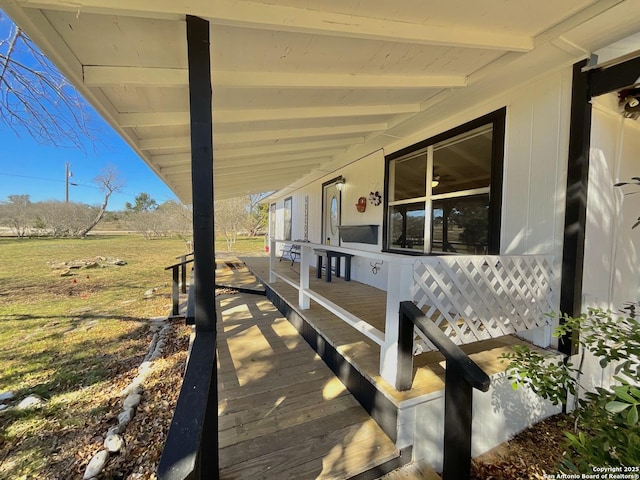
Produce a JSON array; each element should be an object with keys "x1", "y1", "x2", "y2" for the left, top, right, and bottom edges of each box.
[{"x1": 501, "y1": 306, "x2": 640, "y2": 471}]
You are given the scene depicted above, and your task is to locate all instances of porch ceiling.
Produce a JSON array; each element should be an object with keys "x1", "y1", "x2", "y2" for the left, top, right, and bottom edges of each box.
[{"x1": 2, "y1": 0, "x2": 640, "y2": 200}]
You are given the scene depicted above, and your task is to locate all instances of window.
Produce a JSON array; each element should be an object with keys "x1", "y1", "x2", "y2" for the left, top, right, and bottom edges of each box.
[
  {"x1": 283, "y1": 197, "x2": 292, "y2": 241},
  {"x1": 384, "y1": 109, "x2": 504, "y2": 255}
]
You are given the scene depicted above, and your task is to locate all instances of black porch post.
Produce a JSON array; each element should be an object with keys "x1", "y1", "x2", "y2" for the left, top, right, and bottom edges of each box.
[
  {"x1": 187, "y1": 13, "x2": 218, "y2": 477},
  {"x1": 187, "y1": 16, "x2": 216, "y2": 333},
  {"x1": 559, "y1": 59, "x2": 591, "y2": 356}
]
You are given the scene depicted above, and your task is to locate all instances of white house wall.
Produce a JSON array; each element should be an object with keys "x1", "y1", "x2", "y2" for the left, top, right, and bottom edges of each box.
[
  {"x1": 271, "y1": 67, "x2": 573, "y2": 302},
  {"x1": 579, "y1": 95, "x2": 640, "y2": 393},
  {"x1": 584, "y1": 95, "x2": 640, "y2": 311}
]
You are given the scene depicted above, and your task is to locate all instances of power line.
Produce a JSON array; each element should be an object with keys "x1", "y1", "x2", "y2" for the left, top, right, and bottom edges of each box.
[{"x1": 0, "y1": 171, "x2": 100, "y2": 189}]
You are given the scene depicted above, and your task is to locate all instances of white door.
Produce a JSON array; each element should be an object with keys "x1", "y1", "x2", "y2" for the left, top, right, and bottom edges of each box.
[{"x1": 322, "y1": 181, "x2": 341, "y2": 246}]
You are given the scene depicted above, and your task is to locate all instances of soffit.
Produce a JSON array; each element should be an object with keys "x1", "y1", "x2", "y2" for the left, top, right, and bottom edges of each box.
[{"x1": 2, "y1": 0, "x2": 639, "y2": 200}]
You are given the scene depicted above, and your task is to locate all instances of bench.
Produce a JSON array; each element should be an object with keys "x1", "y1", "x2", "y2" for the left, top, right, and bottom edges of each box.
[
  {"x1": 279, "y1": 242, "x2": 302, "y2": 265},
  {"x1": 313, "y1": 249, "x2": 354, "y2": 282}
]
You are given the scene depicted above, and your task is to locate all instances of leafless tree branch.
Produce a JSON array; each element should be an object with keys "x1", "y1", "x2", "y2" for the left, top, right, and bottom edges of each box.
[{"x1": 0, "y1": 22, "x2": 99, "y2": 149}]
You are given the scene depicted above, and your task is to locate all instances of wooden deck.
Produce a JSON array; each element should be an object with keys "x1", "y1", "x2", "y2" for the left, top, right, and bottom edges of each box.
[
  {"x1": 241, "y1": 256, "x2": 526, "y2": 408},
  {"x1": 216, "y1": 284, "x2": 402, "y2": 479}
]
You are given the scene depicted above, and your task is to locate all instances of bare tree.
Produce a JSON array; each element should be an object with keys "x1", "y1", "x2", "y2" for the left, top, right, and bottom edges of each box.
[
  {"x1": 0, "y1": 194, "x2": 34, "y2": 237},
  {"x1": 36, "y1": 200, "x2": 97, "y2": 237},
  {"x1": 0, "y1": 17, "x2": 98, "y2": 148},
  {"x1": 78, "y1": 166, "x2": 125, "y2": 237},
  {"x1": 246, "y1": 192, "x2": 272, "y2": 236},
  {"x1": 214, "y1": 197, "x2": 247, "y2": 251}
]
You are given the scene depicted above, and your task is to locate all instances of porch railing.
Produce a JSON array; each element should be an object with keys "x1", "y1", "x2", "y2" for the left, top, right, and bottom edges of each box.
[
  {"x1": 268, "y1": 239, "x2": 556, "y2": 389},
  {"x1": 164, "y1": 253, "x2": 194, "y2": 317},
  {"x1": 411, "y1": 255, "x2": 555, "y2": 349},
  {"x1": 397, "y1": 301, "x2": 490, "y2": 480}
]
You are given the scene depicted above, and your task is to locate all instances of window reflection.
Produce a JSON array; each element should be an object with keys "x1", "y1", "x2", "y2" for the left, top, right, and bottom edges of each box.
[{"x1": 431, "y1": 195, "x2": 489, "y2": 254}]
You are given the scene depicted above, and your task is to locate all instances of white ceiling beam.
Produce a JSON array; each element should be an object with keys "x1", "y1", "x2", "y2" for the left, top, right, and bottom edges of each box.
[
  {"x1": 152, "y1": 153, "x2": 191, "y2": 167},
  {"x1": 120, "y1": 104, "x2": 418, "y2": 127},
  {"x1": 119, "y1": 111, "x2": 190, "y2": 127},
  {"x1": 215, "y1": 104, "x2": 420, "y2": 123},
  {"x1": 17, "y1": 0, "x2": 533, "y2": 51},
  {"x1": 84, "y1": 66, "x2": 465, "y2": 89},
  {"x1": 83, "y1": 66, "x2": 187, "y2": 87},
  {"x1": 215, "y1": 123, "x2": 387, "y2": 144},
  {"x1": 212, "y1": 71, "x2": 466, "y2": 89},
  {"x1": 151, "y1": 149, "x2": 337, "y2": 170},
  {"x1": 214, "y1": 165, "x2": 315, "y2": 179},
  {"x1": 214, "y1": 176, "x2": 298, "y2": 189},
  {"x1": 214, "y1": 137, "x2": 363, "y2": 159},
  {"x1": 216, "y1": 156, "x2": 331, "y2": 171},
  {"x1": 139, "y1": 136, "x2": 190, "y2": 150},
  {"x1": 158, "y1": 164, "x2": 191, "y2": 175}
]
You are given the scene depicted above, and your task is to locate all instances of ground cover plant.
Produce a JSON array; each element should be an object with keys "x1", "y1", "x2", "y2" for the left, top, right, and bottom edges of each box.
[
  {"x1": 0, "y1": 235, "x2": 191, "y2": 479},
  {"x1": 502, "y1": 307, "x2": 640, "y2": 473}
]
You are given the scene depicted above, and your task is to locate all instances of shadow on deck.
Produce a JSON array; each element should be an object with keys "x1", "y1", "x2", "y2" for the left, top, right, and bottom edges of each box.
[{"x1": 215, "y1": 263, "x2": 408, "y2": 479}]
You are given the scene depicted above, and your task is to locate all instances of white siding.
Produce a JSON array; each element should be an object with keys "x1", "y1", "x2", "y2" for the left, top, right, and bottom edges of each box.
[
  {"x1": 272, "y1": 67, "x2": 574, "y2": 294},
  {"x1": 583, "y1": 95, "x2": 640, "y2": 311}
]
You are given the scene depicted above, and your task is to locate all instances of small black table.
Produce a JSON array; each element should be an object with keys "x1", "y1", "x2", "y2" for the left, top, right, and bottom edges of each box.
[{"x1": 314, "y1": 249, "x2": 354, "y2": 282}]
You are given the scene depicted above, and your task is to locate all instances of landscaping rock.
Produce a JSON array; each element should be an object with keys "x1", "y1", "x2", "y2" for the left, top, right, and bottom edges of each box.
[
  {"x1": 118, "y1": 408, "x2": 134, "y2": 425},
  {"x1": 0, "y1": 404, "x2": 9, "y2": 412},
  {"x1": 104, "y1": 433, "x2": 125, "y2": 453},
  {"x1": 107, "y1": 424, "x2": 125, "y2": 437},
  {"x1": 120, "y1": 383, "x2": 142, "y2": 397},
  {"x1": 0, "y1": 391, "x2": 14, "y2": 402},
  {"x1": 83, "y1": 450, "x2": 109, "y2": 479},
  {"x1": 143, "y1": 288, "x2": 157, "y2": 298},
  {"x1": 17, "y1": 395, "x2": 45, "y2": 410},
  {"x1": 123, "y1": 393, "x2": 142, "y2": 410}
]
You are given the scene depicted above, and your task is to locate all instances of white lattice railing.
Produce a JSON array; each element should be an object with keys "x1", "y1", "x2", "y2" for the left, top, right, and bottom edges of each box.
[{"x1": 411, "y1": 255, "x2": 556, "y2": 349}]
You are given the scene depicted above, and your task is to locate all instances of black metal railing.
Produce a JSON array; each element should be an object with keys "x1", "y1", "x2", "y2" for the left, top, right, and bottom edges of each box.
[
  {"x1": 164, "y1": 253, "x2": 194, "y2": 317},
  {"x1": 397, "y1": 301, "x2": 490, "y2": 480}
]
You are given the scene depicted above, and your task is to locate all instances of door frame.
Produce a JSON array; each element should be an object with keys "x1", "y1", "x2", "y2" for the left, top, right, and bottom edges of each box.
[{"x1": 321, "y1": 176, "x2": 344, "y2": 246}]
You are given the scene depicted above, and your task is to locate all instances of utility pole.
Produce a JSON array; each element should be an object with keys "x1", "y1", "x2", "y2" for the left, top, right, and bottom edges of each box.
[{"x1": 65, "y1": 162, "x2": 71, "y2": 202}]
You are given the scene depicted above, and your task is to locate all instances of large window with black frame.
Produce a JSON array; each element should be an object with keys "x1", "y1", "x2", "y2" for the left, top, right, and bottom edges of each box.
[{"x1": 385, "y1": 109, "x2": 504, "y2": 255}]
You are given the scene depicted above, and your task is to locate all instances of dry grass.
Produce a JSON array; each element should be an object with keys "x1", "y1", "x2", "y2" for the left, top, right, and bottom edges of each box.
[{"x1": 0, "y1": 235, "x2": 191, "y2": 479}]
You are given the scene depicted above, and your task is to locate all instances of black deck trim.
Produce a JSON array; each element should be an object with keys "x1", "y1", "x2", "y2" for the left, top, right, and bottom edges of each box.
[{"x1": 264, "y1": 284, "x2": 400, "y2": 444}]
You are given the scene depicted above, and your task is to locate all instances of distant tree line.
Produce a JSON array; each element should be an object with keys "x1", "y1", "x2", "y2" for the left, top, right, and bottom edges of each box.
[{"x1": 0, "y1": 192, "x2": 192, "y2": 239}]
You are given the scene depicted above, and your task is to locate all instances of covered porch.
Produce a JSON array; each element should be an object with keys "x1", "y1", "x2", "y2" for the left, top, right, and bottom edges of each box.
[
  {"x1": 3, "y1": 0, "x2": 640, "y2": 479},
  {"x1": 214, "y1": 254, "x2": 553, "y2": 478}
]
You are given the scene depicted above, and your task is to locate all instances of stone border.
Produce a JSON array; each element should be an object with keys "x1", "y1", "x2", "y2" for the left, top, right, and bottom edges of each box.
[{"x1": 82, "y1": 317, "x2": 171, "y2": 480}]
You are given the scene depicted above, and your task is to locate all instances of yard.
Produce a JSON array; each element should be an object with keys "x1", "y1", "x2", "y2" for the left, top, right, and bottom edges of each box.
[
  {"x1": 0, "y1": 234, "x2": 263, "y2": 479},
  {"x1": 0, "y1": 234, "x2": 573, "y2": 479}
]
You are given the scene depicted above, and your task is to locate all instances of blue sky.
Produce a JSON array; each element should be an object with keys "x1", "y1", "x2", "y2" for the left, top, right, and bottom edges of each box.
[
  {"x1": 0, "y1": 13, "x2": 179, "y2": 211},
  {"x1": 0, "y1": 120, "x2": 180, "y2": 211}
]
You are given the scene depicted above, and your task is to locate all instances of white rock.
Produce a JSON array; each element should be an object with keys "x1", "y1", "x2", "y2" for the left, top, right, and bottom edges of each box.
[
  {"x1": 107, "y1": 424, "x2": 125, "y2": 436},
  {"x1": 123, "y1": 393, "x2": 142, "y2": 410},
  {"x1": 117, "y1": 408, "x2": 134, "y2": 425},
  {"x1": 104, "y1": 433, "x2": 125, "y2": 452},
  {"x1": 120, "y1": 383, "x2": 142, "y2": 397},
  {"x1": 0, "y1": 404, "x2": 8, "y2": 411},
  {"x1": 17, "y1": 395, "x2": 44, "y2": 410},
  {"x1": 83, "y1": 450, "x2": 109, "y2": 479},
  {"x1": 0, "y1": 391, "x2": 14, "y2": 402},
  {"x1": 138, "y1": 361, "x2": 152, "y2": 373}
]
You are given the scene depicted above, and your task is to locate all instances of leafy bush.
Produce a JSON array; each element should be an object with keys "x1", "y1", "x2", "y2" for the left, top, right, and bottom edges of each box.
[{"x1": 501, "y1": 306, "x2": 640, "y2": 470}]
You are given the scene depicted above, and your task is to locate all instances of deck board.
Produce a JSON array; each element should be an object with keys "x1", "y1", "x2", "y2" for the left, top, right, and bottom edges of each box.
[
  {"x1": 216, "y1": 287, "x2": 399, "y2": 479},
  {"x1": 241, "y1": 256, "x2": 538, "y2": 407}
]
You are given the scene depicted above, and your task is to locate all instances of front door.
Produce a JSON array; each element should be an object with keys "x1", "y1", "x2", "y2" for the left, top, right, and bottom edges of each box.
[{"x1": 322, "y1": 180, "x2": 342, "y2": 246}]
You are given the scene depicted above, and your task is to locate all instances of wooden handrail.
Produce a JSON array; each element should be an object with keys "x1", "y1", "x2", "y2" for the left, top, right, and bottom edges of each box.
[
  {"x1": 165, "y1": 257, "x2": 195, "y2": 317},
  {"x1": 397, "y1": 301, "x2": 490, "y2": 480}
]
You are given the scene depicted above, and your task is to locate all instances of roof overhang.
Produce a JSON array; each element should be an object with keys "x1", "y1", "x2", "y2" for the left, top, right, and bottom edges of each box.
[{"x1": 2, "y1": 0, "x2": 640, "y2": 201}]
